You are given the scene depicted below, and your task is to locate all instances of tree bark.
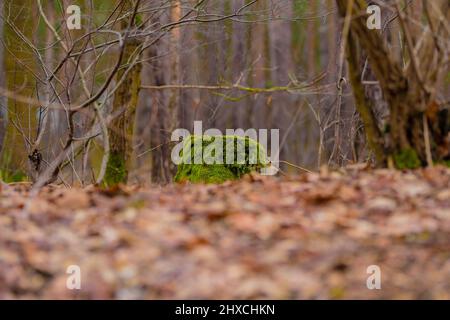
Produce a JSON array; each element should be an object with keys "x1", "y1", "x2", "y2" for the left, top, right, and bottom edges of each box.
[
  {"x1": 0, "y1": 0, "x2": 37, "y2": 180},
  {"x1": 336, "y1": 0, "x2": 449, "y2": 167},
  {"x1": 0, "y1": 0, "x2": 5, "y2": 155},
  {"x1": 104, "y1": 0, "x2": 142, "y2": 185}
]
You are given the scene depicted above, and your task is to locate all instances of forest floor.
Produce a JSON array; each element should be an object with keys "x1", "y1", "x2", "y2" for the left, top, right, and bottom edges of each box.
[{"x1": 0, "y1": 166, "x2": 449, "y2": 299}]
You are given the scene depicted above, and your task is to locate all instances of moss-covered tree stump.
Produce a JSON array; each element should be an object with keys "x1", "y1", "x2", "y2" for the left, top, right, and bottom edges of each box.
[{"x1": 174, "y1": 135, "x2": 269, "y2": 183}]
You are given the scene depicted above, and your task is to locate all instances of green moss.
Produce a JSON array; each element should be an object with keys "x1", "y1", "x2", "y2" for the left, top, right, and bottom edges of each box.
[
  {"x1": 174, "y1": 135, "x2": 269, "y2": 184},
  {"x1": 393, "y1": 148, "x2": 422, "y2": 169},
  {"x1": 104, "y1": 152, "x2": 127, "y2": 186},
  {"x1": 176, "y1": 164, "x2": 237, "y2": 184},
  {"x1": 0, "y1": 170, "x2": 28, "y2": 183},
  {"x1": 134, "y1": 13, "x2": 143, "y2": 26},
  {"x1": 438, "y1": 160, "x2": 450, "y2": 168}
]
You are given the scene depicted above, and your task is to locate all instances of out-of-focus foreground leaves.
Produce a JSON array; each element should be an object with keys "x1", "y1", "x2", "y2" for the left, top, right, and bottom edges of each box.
[{"x1": 0, "y1": 167, "x2": 449, "y2": 299}]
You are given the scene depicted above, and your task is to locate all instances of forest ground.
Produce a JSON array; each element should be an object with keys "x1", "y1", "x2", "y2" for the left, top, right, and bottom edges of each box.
[{"x1": 0, "y1": 166, "x2": 449, "y2": 299}]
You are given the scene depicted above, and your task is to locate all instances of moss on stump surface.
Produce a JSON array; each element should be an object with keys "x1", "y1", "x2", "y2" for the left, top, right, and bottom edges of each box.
[{"x1": 174, "y1": 135, "x2": 269, "y2": 183}]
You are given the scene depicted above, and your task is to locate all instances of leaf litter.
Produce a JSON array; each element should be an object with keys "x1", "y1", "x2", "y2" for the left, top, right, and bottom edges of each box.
[{"x1": 0, "y1": 167, "x2": 449, "y2": 299}]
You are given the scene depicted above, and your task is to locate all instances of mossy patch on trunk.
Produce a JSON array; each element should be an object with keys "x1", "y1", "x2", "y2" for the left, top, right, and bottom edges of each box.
[
  {"x1": 174, "y1": 135, "x2": 269, "y2": 183},
  {"x1": 393, "y1": 148, "x2": 421, "y2": 169},
  {"x1": 104, "y1": 152, "x2": 127, "y2": 186}
]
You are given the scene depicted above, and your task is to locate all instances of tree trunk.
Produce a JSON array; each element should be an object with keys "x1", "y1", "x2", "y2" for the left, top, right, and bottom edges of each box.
[
  {"x1": 0, "y1": 0, "x2": 37, "y2": 181},
  {"x1": 346, "y1": 30, "x2": 386, "y2": 165},
  {"x1": 0, "y1": 0, "x2": 5, "y2": 155},
  {"x1": 104, "y1": 1, "x2": 142, "y2": 185},
  {"x1": 336, "y1": 0, "x2": 449, "y2": 168}
]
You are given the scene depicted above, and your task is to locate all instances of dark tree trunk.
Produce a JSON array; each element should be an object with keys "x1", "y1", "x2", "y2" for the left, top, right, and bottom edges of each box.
[{"x1": 336, "y1": 0, "x2": 449, "y2": 168}]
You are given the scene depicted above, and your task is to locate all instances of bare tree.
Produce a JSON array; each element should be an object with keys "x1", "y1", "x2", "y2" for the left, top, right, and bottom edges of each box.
[{"x1": 336, "y1": 0, "x2": 449, "y2": 167}]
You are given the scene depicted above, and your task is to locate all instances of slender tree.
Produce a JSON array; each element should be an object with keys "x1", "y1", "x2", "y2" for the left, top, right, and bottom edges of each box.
[
  {"x1": 104, "y1": 0, "x2": 143, "y2": 185},
  {"x1": 0, "y1": 0, "x2": 37, "y2": 181},
  {"x1": 0, "y1": 0, "x2": 5, "y2": 155}
]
